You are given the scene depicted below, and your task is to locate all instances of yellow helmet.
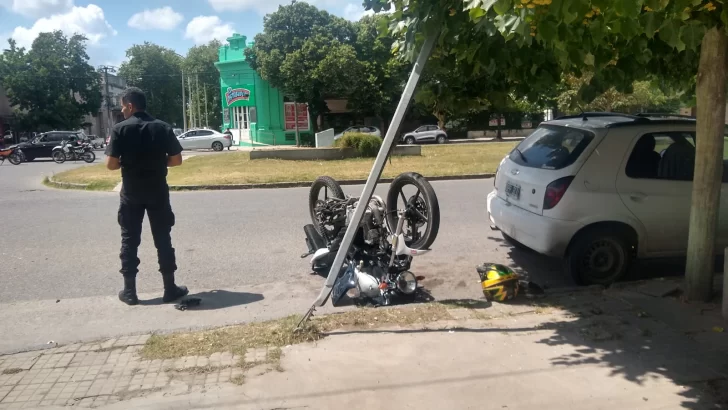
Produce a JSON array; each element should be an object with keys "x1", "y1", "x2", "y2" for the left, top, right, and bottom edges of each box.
[{"x1": 477, "y1": 263, "x2": 520, "y2": 302}]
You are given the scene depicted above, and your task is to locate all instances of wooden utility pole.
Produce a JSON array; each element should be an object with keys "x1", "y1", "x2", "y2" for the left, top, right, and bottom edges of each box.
[
  {"x1": 685, "y1": 27, "x2": 727, "y2": 302},
  {"x1": 195, "y1": 73, "x2": 202, "y2": 128},
  {"x1": 187, "y1": 76, "x2": 194, "y2": 128},
  {"x1": 99, "y1": 65, "x2": 116, "y2": 137},
  {"x1": 181, "y1": 70, "x2": 187, "y2": 132},
  {"x1": 204, "y1": 84, "x2": 209, "y2": 127}
]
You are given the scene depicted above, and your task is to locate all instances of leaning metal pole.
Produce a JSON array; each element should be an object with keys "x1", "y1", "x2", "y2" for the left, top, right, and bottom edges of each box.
[{"x1": 297, "y1": 33, "x2": 438, "y2": 326}]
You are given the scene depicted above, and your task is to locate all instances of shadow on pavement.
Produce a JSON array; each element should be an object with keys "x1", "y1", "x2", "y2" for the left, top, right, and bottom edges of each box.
[{"x1": 139, "y1": 289, "x2": 264, "y2": 310}]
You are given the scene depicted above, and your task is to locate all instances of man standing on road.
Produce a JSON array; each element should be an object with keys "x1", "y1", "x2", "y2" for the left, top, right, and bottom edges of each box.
[{"x1": 105, "y1": 87, "x2": 189, "y2": 306}]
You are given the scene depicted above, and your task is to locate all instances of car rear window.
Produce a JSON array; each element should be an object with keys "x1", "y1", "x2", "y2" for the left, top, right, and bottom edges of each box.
[{"x1": 509, "y1": 125, "x2": 595, "y2": 170}]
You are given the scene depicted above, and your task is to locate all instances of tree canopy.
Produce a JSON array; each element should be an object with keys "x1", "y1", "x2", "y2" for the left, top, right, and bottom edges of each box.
[
  {"x1": 0, "y1": 31, "x2": 101, "y2": 132},
  {"x1": 118, "y1": 42, "x2": 184, "y2": 127},
  {"x1": 183, "y1": 40, "x2": 223, "y2": 130}
]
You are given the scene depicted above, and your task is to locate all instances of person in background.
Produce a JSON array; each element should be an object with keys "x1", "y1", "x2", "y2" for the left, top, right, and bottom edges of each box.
[{"x1": 105, "y1": 87, "x2": 189, "y2": 306}]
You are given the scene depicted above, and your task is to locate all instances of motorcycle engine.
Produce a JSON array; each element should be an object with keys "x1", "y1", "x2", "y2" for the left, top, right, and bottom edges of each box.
[{"x1": 349, "y1": 196, "x2": 387, "y2": 246}]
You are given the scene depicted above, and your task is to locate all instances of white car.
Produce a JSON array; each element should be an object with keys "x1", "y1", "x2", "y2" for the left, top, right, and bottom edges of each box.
[
  {"x1": 401, "y1": 125, "x2": 448, "y2": 144},
  {"x1": 487, "y1": 112, "x2": 727, "y2": 286},
  {"x1": 177, "y1": 129, "x2": 232, "y2": 151},
  {"x1": 334, "y1": 125, "x2": 381, "y2": 140}
]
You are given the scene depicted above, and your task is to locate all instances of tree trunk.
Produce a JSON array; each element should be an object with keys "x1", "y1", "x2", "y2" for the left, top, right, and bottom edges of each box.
[
  {"x1": 496, "y1": 114, "x2": 502, "y2": 140},
  {"x1": 685, "y1": 27, "x2": 727, "y2": 302}
]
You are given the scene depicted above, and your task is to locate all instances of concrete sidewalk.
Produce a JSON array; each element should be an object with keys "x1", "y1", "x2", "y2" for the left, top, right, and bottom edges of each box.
[{"x1": 0, "y1": 279, "x2": 725, "y2": 409}]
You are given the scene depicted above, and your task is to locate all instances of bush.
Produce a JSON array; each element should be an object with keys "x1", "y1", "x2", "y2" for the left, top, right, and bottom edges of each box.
[{"x1": 333, "y1": 133, "x2": 382, "y2": 157}]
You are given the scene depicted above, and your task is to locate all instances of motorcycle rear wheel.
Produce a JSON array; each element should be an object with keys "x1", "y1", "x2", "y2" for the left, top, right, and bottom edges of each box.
[
  {"x1": 8, "y1": 153, "x2": 21, "y2": 165},
  {"x1": 385, "y1": 172, "x2": 440, "y2": 250},
  {"x1": 52, "y1": 151, "x2": 66, "y2": 164},
  {"x1": 309, "y1": 176, "x2": 346, "y2": 237},
  {"x1": 83, "y1": 151, "x2": 96, "y2": 163}
]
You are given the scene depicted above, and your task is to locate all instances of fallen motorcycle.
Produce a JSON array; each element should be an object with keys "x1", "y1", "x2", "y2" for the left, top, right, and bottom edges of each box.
[
  {"x1": 52, "y1": 140, "x2": 95, "y2": 164},
  {"x1": 301, "y1": 172, "x2": 440, "y2": 306},
  {"x1": 0, "y1": 146, "x2": 23, "y2": 165}
]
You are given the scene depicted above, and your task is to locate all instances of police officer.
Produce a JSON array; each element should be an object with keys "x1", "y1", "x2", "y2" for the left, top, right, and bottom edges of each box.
[{"x1": 105, "y1": 87, "x2": 189, "y2": 306}]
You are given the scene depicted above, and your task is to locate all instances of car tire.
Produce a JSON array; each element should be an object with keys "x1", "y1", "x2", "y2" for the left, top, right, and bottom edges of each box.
[
  {"x1": 566, "y1": 226, "x2": 633, "y2": 286},
  {"x1": 436, "y1": 135, "x2": 447, "y2": 144},
  {"x1": 405, "y1": 136, "x2": 415, "y2": 145},
  {"x1": 501, "y1": 232, "x2": 528, "y2": 250},
  {"x1": 212, "y1": 141, "x2": 224, "y2": 151}
]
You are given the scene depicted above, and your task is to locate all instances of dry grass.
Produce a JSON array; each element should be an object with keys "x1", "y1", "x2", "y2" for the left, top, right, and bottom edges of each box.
[
  {"x1": 50, "y1": 165, "x2": 120, "y2": 190},
  {"x1": 51, "y1": 143, "x2": 516, "y2": 190},
  {"x1": 140, "y1": 303, "x2": 452, "y2": 361}
]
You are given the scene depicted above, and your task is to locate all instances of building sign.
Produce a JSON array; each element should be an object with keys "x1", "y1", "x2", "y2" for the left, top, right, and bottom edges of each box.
[
  {"x1": 489, "y1": 117, "x2": 506, "y2": 127},
  {"x1": 284, "y1": 102, "x2": 309, "y2": 131},
  {"x1": 223, "y1": 108, "x2": 230, "y2": 125},
  {"x1": 225, "y1": 87, "x2": 251, "y2": 105}
]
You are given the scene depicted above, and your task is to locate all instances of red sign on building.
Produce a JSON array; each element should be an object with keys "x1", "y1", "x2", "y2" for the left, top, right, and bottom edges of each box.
[{"x1": 284, "y1": 103, "x2": 309, "y2": 131}]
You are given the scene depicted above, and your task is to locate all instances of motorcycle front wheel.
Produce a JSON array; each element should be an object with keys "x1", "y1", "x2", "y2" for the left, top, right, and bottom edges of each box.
[
  {"x1": 82, "y1": 151, "x2": 96, "y2": 163},
  {"x1": 309, "y1": 176, "x2": 346, "y2": 237},
  {"x1": 385, "y1": 172, "x2": 440, "y2": 250},
  {"x1": 52, "y1": 151, "x2": 66, "y2": 164}
]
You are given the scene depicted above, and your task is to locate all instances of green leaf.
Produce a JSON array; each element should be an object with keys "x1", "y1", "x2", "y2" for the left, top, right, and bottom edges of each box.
[
  {"x1": 658, "y1": 19, "x2": 681, "y2": 49},
  {"x1": 584, "y1": 52, "x2": 595, "y2": 66},
  {"x1": 644, "y1": 0, "x2": 669, "y2": 11},
  {"x1": 614, "y1": 0, "x2": 643, "y2": 16},
  {"x1": 469, "y1": 7, "x2": 486, "y2": 20},
  {"x1": 537, "y1": 19, "x2": 558, "y2": 42},
  {"x1": 493, "y1": 0, "x2": 512, "y2": 15},
  {"x1": 640, "y1": 12, "x2": 663, "y2": 39},
  {"x1": 680, "y1": 22, "x2": 705, "y2": 51},
  {"x1": 464, "y1": 0, "x2": 482, "y2": 10}
]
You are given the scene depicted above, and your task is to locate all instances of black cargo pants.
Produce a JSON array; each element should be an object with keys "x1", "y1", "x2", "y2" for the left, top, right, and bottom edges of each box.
[{"x1": 118, "y1": 190, "x2": 177, "y2": 278}]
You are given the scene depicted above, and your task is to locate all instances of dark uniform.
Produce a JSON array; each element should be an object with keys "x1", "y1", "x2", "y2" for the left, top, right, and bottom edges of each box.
[{"x1": 105, "y1": 112, "x2": 184, "y2": 289}]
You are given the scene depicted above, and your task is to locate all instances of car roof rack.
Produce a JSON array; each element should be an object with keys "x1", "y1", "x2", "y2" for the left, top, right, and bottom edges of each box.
[
  {"x1": 634, "y1": 112, "x2": 696, "y2": 120},
  {"x1": 555, "y1": 112, "x2": 641, "y2": 121}
]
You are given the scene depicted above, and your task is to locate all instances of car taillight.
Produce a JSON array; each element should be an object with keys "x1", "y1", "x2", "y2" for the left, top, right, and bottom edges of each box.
[
  {"x1": 543, "y1": 176, "x2": 574, "y2": 210},
  {"x1": 224, "y1": 135, "x2": 231, "y2": 139}
]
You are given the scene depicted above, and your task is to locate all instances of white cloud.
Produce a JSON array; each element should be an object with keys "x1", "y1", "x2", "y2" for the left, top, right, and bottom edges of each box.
[
  {"x1": 343, "y1": 3, "x2": 374, "y2": 21},
  {"x1": 128, "y1": 7, "x2": 184, "y2": 31},
  {"x1": 208, "y1": 0, "x2": 340, "y2": 15},
  {"x1": 9, "y1": 4, "x2": 116, "y2": 49},
  {"x1": 184, "y1": 16, "x2": 235, "y2": 45},
  {"x1": 8, "y1": 0, "x2": 73, "y2": 18}
]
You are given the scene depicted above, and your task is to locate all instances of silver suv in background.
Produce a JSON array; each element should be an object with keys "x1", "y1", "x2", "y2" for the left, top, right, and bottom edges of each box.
[{"x1": 401, "y1": 125, "x2": 448, "y2": 144}]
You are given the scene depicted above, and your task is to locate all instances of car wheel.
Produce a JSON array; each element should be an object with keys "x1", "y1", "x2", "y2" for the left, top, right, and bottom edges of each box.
[
  {"x1": 501, "y1": 232, "x2": 528, "y2": 251},
  {"x1": 436, "y1": 135, "x2": 447, "y2": 144},
  {"x1": 405, "y1": 136, "x2": 415, "y2": 145},
  {"x1": 212, "y1": 141, "x2": 224, "y2": 151},
  {"x1": 566, "y1": 227, "x2": 633, "y2": 286}
]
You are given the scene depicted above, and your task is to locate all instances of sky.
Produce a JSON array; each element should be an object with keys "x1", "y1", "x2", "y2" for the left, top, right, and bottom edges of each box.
[{"x1": 0, "y1": 0, "x2": 373, "y2": 69}]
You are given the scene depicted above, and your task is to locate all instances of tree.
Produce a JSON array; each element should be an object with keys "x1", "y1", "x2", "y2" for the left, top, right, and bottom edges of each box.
[
  {"x1": 557, "y1": 74, "x2": 684, "y2": 114},
  {"x1": 245, "y1": 1, "x2": 365, "y2": 130},
  {"x1": 118, "y1": 43, "x2": 183, "y2": 127},
  {"x1": 366, "y1": 0, "x2": 726, "y2": 304},
  {"x1": 183, "y1": 40, "x2": 223, "y2": 130},
  {"x1": 0, "y1": 31, "x2": 101, "y2": 132},
  {"x1": 346, "y1": 15, "x2": 410, "y2": 131}
]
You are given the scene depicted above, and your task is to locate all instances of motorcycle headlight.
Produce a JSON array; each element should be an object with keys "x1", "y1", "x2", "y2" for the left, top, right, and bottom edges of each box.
[{"x1": 396, "y1": 271, "x2": 418, "y2": 295}]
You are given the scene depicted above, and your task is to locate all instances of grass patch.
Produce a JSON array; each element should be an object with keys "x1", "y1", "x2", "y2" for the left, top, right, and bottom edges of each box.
[
  {"x1": 50, "y1": 143, "x2": 516, "y2": 190},
  {"x1": 140, "y1": 303, "x2": 452, "y2": 361},
  {"x1": 49, "y1": 164, "x2": 120, "y2": 191},
  {"x1": 230, "y1": 374, "x2": 245, "y2": 385}
]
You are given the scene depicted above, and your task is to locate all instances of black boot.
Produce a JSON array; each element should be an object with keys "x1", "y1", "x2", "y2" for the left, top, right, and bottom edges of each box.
[
  {"x1": 119, "y1": 276, "x2": 139, "y2": 306},
  {"x1": 162, "y1": 273, "x2": 188, "y2": 303}
]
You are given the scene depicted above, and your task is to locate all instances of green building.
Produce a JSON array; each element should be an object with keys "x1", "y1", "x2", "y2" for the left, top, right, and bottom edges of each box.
[{"x1": 215, "y1": 33, "x2": 313, "y2": 147}]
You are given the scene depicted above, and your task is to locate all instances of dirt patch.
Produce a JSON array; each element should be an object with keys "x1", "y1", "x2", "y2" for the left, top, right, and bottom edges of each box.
[{"x1": 1, "y1": 368, "x2": 24, "y2": 375}]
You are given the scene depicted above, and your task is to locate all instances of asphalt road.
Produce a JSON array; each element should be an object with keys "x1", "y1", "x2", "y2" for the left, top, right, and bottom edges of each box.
[{"x1": 0, "y1": 152, "x2": 570, "y2": 305}]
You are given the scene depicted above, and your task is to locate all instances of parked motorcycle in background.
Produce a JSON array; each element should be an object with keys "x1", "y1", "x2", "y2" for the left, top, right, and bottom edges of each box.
[{"x1": 52, "y1": 140, "x2": 95, "y2": 164}]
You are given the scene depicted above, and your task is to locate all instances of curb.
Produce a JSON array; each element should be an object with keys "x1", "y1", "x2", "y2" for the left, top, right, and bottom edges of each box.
[
  {"x1": 44, "y1": 175, "x2": 90, "y2": 190},
  {"x1": 167, "y1": 173, "x2": 495, "y2": 191},
  {"x1": 44, "y1": 173, "x2": 496, "y2": 192}
]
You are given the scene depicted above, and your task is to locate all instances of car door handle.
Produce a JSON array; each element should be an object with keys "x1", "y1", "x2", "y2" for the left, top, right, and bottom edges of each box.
[{"x1": 629, "y1": 192, "x2": 648, "y2": 202}]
